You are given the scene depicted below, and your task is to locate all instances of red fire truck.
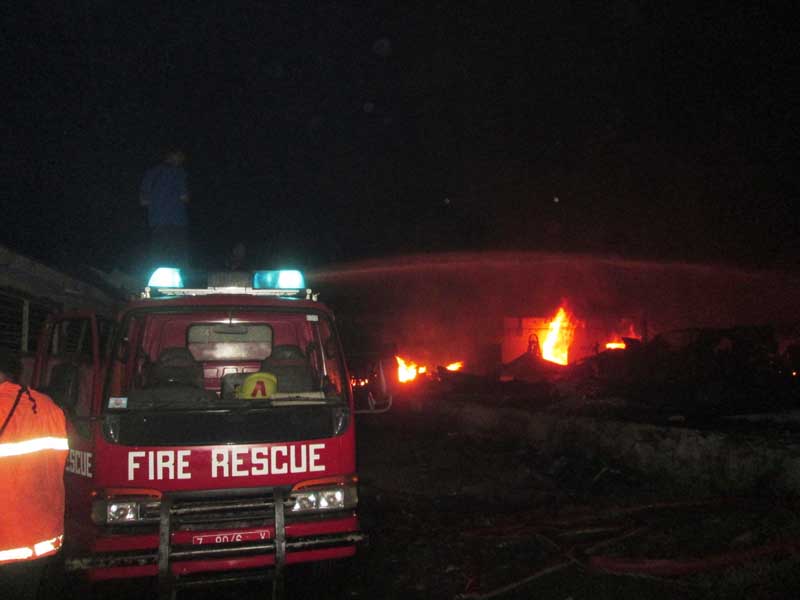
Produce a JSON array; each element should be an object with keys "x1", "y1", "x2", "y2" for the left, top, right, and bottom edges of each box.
[{"x1": 32, "y1": 268, "x2": 384, "y2": 597}]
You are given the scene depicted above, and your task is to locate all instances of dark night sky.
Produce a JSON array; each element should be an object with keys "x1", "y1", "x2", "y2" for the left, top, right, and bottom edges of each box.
[{"x1": 3, "y1": 2, "x2": 798, "y2": 273}]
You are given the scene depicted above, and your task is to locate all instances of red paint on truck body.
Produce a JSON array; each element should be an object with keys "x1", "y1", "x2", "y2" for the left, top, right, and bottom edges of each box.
[{"x1": 45, "y1": 292, "x2": 362, "y2": 585}]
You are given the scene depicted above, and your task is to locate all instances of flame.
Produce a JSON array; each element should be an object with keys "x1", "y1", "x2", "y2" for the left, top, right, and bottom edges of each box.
[
  {"x1": 541, "y1": 306, "x2": 575, "y2": 365},
  {"x1": 395, "y1": 356, "x2": 462, "y2": 382},
  {"x1": 604, "y1": 324, "x2": 640, "y2": 351},
  {"x1": 396, "y1": 356, "x2": 423, "y2": 383}
]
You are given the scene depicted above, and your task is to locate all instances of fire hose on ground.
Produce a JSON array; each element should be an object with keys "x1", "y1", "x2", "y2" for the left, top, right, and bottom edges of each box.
[
  {"x1": 456, "y1": 496, "x2": 800, "y2": 599},
  {"x1": 589, "y1": 538, "x2": 800, "y2": 577}
]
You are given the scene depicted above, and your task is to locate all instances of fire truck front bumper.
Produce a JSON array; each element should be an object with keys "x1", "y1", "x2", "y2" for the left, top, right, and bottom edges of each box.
[
  {"x1": 65, "y1": 530, "x2": 365, "y2": 581},
  {"x1": 66, "y1": 487, "x2": 365, "y2": 583}
]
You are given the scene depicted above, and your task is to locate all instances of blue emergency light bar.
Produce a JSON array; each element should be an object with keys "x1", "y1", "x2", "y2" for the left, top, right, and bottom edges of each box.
[
  {"x1": 252, "y1": 269, "x2": 305, "y2": 290},
  {"x1": 147, "y1": 267, "x2": 184, "y2": 288}
]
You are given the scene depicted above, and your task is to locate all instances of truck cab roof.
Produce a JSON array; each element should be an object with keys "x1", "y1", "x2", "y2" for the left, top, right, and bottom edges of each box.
[{"x1": 124, "y1": 293, "x2": 333, "y2": 316}]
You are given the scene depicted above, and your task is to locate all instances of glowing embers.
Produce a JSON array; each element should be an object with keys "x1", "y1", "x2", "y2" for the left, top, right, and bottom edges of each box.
[
  {"x1": 350, "y1": 376, "x2": 370, "y2": 387},
  {"x1": 605, "y1": 342, "x2": 627, "y2": 350},
  {"x1": 445, "y1": 362, "x2": 463, "y2": 372},
  {"x1": 541, "y1": 306, "x2": 576, "y2": 365}
]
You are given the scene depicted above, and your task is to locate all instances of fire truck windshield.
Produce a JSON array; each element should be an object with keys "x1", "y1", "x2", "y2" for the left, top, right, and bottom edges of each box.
[{"x1": 102, "y1": 307, "x2": 350, "y2": 446}]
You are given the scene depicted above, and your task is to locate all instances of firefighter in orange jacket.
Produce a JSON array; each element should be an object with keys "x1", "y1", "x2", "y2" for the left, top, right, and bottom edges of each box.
[{"x1": 0, "y1": 350, "x2": 68, "y2": 599}]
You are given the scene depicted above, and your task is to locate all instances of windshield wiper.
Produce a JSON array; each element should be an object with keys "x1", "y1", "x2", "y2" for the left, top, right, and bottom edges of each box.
[{"x1": 269, "y1": 397, "x2": 329, "y2": 406}]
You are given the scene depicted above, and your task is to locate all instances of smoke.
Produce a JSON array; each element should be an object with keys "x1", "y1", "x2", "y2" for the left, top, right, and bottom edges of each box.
[{"x1": 311, "y1": 251, "x2": 800, "y2": 368}]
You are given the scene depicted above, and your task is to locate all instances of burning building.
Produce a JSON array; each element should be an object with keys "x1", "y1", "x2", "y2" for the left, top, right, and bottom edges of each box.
[
  {"x1": 503, "y1": 309, "x2": 644, "y2": 367},
  {"x1": 313, "y1": 251, "x2": 800, "y2": 383}
]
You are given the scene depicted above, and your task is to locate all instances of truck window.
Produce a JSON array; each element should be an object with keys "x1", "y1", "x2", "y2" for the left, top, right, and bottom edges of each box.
[
  {"x1": 103, "y1": 308, "x2": 351, "y2": 446},
  {"x1": 43, "y1": 317, "x2": 96, "y2": 419},
  {"x1": 313, "y1": 318, "x2": 345, "y2": 395},
  {"x1": 51, "y1": 319, "x2": 90, "y2": 359},
  {"x1": 187, "y1": 323, "x2": 273, "y2": 361},
  {"x1": 107, "y1": 309, "x2": 347, "y2": 407},
  {"x1": 96, "y1": 317, "x2": 115, "y2": 361}
]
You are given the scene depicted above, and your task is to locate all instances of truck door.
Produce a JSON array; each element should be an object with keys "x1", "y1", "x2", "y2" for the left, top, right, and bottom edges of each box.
[
  {"x1": 34, "y1": 313, "x2": 114, "y2": 542},
  {"x1": 33, "y1": 313, "x2": 107, "y2": 433}
]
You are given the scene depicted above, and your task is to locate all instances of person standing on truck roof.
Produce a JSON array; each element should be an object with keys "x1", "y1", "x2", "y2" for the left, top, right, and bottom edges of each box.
[
  {"x1": 0, "y1": 349, "x2": 68, "y2": 600},
  {"x1": 227, "y1": 242, "x2": 248, "y2": 271},
  {"x1": 140, "y1": 148, "x2": 191, "y2": 268}
]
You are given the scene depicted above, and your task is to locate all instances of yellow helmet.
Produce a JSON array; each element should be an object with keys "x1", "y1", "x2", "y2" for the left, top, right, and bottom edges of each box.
[{"x1": 238, "y1": 372, "x2": 277, "y2": 399}]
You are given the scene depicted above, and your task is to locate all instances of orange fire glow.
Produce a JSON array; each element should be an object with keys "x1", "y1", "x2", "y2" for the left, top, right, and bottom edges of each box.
[
  {"x1": 603, "y1": 324, "x2": 640, "y2": 352},
  {"x1": 396, "y1": 356, "x2": 464, "y2": 383},
  {"x1": 396, "y1": 356, "x2": 417, "y2": 382},
  {"x1": 396, "y1": 356, "x2": 423, "y2": 383},
  {"x1": 541, "y1": 306, "x2": 576, "y2": 365}
]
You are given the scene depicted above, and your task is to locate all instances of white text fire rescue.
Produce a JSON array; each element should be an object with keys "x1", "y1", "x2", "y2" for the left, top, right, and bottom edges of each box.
[{"x1": 127, "y1": 443, "x2": 326, "y2": 481}]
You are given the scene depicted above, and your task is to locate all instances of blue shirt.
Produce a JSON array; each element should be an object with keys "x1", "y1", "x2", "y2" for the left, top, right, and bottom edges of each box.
[{"x1": 140, "y1": 164, "x2": 189, "y2": 226}]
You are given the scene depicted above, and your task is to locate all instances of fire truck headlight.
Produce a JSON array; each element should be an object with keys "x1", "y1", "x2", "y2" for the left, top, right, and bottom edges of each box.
[
  {"x1": 289, "y1": 482, "x2": 357, "y2": 514},
  {"x1": 91, "y1": 495, "x2": 160, "y2": 525},
  {"x1": 93, "y1": 501, "x2": 140, "y2": 524}
]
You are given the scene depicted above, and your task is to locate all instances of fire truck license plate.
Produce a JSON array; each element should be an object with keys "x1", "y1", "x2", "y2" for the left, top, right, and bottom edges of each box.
[{"x1": 192, "y1": 530, "x2": 271, "y2": 545}]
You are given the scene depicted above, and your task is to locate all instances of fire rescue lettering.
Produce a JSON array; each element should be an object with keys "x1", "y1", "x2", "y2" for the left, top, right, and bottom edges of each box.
[
  {"x1": 65, "y1": 449, "x2": 93, "y2": 477},
  {"x1": 127, "y1": 450, "x2": 191, "y2": 481},
  {"x1": 127, "y1": 444, "x2": 326, "y2": 481}
]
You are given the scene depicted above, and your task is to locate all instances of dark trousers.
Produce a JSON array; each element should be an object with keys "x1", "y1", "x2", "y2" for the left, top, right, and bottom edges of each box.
[
  {"x1": 150, "y1": 224, "x2": 189, "y2": 269},
  {"x1": 0, "y1": 556, "x2": 49, "y2": 600}
]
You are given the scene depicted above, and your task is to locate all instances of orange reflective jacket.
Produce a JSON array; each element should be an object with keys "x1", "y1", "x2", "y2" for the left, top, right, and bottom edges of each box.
[{"x1": 0, "y1": 381, "x2": 68, "y2": 564}]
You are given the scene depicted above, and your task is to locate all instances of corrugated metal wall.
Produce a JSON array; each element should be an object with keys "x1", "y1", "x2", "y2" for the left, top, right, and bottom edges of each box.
[{"x1": 0, "y1": 288, "x2": 59, "y2": 352}]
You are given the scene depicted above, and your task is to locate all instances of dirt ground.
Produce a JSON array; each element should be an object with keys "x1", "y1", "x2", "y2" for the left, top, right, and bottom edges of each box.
[{"x1": 339, "y1": 409, "x2": 800, "y2": 600}]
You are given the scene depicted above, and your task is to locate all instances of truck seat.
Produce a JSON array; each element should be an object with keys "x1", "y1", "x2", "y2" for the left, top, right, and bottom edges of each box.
[
  {"x1": 261, "y1": 345, "x2": 315, "y2": 393},
  {"x1": 146, "y1": 347, "x2": 204, "y2": 388},
  {"x1": 220, "y1": 372, "x2": 249, "y2": 401}
]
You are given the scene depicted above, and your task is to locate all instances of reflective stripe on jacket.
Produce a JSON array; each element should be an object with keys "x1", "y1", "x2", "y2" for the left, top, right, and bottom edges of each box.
[{"x1": 0, "y1": 381, "x2": 68, "y2": 564}]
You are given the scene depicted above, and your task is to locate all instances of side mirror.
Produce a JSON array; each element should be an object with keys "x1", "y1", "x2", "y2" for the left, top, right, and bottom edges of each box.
[{"x1": 354, "y1": 359, "x2": 392, "y2": 414}]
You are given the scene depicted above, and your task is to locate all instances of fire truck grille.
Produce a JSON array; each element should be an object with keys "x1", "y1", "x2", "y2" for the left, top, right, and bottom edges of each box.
[{"x1": 139, "y1": 493, "x2": 293, "y2": 531}]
